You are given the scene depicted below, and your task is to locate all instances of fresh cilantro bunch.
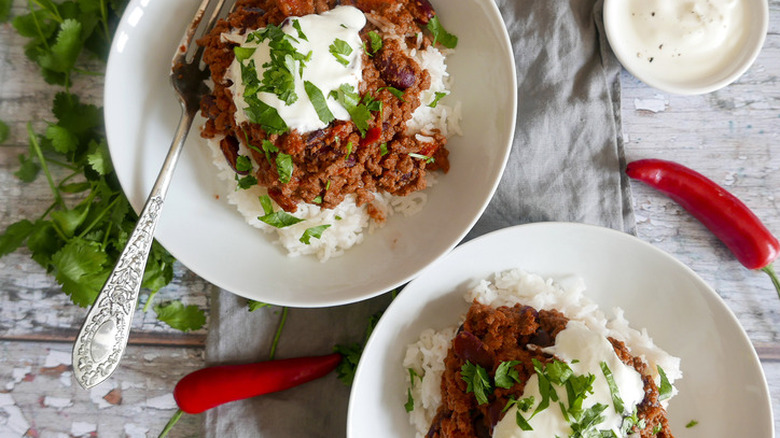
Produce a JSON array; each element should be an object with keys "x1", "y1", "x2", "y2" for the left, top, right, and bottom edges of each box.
[{"x1": 0, "y1": 0, "x2": 205, "y2": 331}]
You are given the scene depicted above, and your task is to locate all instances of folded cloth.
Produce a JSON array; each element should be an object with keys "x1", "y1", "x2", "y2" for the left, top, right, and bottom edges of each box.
[{"x1": 205, "y1": 0, "x2": 633, "y2": 435}]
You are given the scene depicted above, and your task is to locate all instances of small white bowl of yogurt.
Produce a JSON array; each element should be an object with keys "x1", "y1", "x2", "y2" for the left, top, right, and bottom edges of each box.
[{"x1": 603, "y1": 0, "x2": 769, "y2": 95}]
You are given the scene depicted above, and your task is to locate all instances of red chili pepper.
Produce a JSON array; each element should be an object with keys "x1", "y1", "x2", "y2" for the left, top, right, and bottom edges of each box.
[
  {"x1": 626, "y1": 158, "x2": 780, "y2": 297},
  {"x1": 173, "y1": 353, "x2": 342, "y2": 414}
]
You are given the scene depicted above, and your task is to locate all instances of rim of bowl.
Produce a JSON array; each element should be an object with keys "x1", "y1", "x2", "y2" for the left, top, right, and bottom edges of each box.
[{"x1": 602, "y1": 0, "x2": 769, "y2": 95}]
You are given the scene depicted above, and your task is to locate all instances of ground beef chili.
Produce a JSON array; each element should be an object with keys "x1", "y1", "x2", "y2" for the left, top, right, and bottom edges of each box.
[
  {"x1": 198, "y1": 0, "x2": 450, "y2": 217},
  {"x1": 428, "y1": 302, "x2": 675, "y2": 438}
]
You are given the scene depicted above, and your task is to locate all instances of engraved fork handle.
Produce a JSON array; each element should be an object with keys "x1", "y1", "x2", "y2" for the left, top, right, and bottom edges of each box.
[{"x1": 72, "y1": 102, "x2": 195, "y2": 389}]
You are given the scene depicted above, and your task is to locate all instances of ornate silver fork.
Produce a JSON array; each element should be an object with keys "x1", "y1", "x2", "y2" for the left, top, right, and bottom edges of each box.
[{"x1": 72, "y1": 0, "x2": 229, "y2": 390}]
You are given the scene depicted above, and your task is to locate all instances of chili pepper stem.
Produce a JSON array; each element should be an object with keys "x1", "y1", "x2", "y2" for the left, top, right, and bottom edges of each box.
[
  {"x1": 157, "y1": 408, "x2": 183, "y2": 438},
  {"x1": 760, "y1": 264, "x2": 780, "y2": 300}
]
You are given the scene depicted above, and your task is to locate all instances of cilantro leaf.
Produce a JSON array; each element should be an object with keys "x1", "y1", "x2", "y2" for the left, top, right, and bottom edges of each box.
[
  {"x1": 51, "y1": 238, "x2": 109, "y2": 307},
  {"x1": 86, "y1": 139, "x2": 113, "y2": 176},
  {"x1": 334, "y1": 342, "x2": 361, "y2": 385},
  {"x1": 259, "y1": 194, "x2": 274, "y2": 215},
  {"x1": 460, "y1": 361, "x2": 492, "y2": 405},
  {"x1": 657, "y1": 365, "x2": 672, "y2": 400},
  {"x1": 235, "y1": 155, "x2": 253, "y2": 173},
  {"x1": 299, "y1": 224, "x2": 331, "y2": 244},
  {"x1": 330, "y1": 84, "x2": 371, "y2": 135},
  {"x1": 367, "y1": 31, "x2": 382, "y2": 54},
  {"x1": 404, "y1": 388, "x2": 415, "y2": 412},
  {"x1": 153, "y1": 301, "x2": 207, "y2": 332},
  {"x1": 686, "y1": 420, "x2": 698, "y2": 428},
  {"x1": 275, "y1": 152, "x2": 293, "y2": 184},
  {"x1": 428, "y1": 91, "x2": 448, "y2": 108},
  {"x1": 45, "y1": 124, "x2": 79, "y2": 154},
  {"x1": 233, "y1": 46, "x2": 256, "y2": 62},
  {"x1": 236, "y1": 174, "x2": 258, "y2": 189},
  {"x1": 600, "y1": 361, "x2": 625, "y2": 414},
  {"x1": 259, "y1": 211, "x2": 304, "y2": 228},
  {"x1": 427, "y1": 16, "x2": 458, "y2": 48},
  {"x1": 292, "y1": 19, "x2": 307, "y2": 41},
  {"x1": 304, "y1": 81, "x2": 335, "y2": 125},
  {"x1": 409, "y1": 152, "x2": 434, "y2": 164},
  {"x1": 244, "y1": 95, "x2": 288, "y2": 135},
  {"x1": 329, "y1": 38, "x2": 353, "y2": 66},
  {"x1": 14, "y1": 153, "x2": 40, "y2": 182},
  {"x1": 38, "y1": 19, "x2": 83, "y2": 74},
  {"x1": 494, "y1": 360, "x2": 522, "y2": 389},
  {"x1": 0, "y1": 220, "x2": 36, "y2": 258}
]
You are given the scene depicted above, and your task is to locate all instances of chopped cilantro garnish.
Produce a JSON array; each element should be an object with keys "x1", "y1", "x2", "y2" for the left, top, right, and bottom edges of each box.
[
  {"x1": 304, "y1": 81, "x2": 335, "y2": 125},
  {"x1": 259, "y1": 211, "x2": 304, "y2": 228},
  {"x1": 325, "y1": 179, "x2": 332, "y2": 190},
  {"x1": 657, "y1": 365, "x2": 672, "y2": 400},
  {"x1": 427, "y1": 16, "x2": 458, "y2": 48},
  {"x1": 236, "y1": 174, "x2": 258, "y2": 189},
  {"x1": 345, "y1": 141, "x2": 353, "y2": 161},
  {"x1": 460, "y1": 361, "x2": 492, "y2": 405},
  {"x1": 329, "y1": 38, "x2": 353, "y2": 66},
  {"x1": 235, "y1": 155, "x2": 253, "y2": 173},
  {"x1": 516, "y1": 410, "x2": 533, "y2": 431},
  {"x1": 275, "y1": 153, "x2": 294, "y2": 184},
  {"x1": 409, "y1": 152, "x2": 434, "y2": 164},
  {"x1": 259, "y1": 195, "x2": 274, "y2": 214},
  {"x1": 330, "y1": 84, "x2": 372, "y2": 135},
  {"x1": 299, "y1": 224, "x2": 330, "y2": 244},
  {"x1": 600, "y1": 361, "x2": 625, "y2": 414},
  {"x1": 380, "y1": 143, "x2": 388, "y2": 156},
  {"x1": 292, "y1": 19, "x2": 307, "y2": 41},
  {"x1": 686, "y1": 420, "x2": 698, "y2": 428},
  {"x1": 652, "y1": 424, "x2": 663, "y2": 434},
  {"x1": 378, "y1": 86, "x2": 405, "y2": 101},
  {"x1": 312, "y1": 196, "x2": 322, "y2": 204},
  {"x1": 494, "y1": 360, "x2": 522, "y2": 389},
  {"x1": 404, "y1": 388, "x2": 415, "y2": 412},
  {"x1": 244, "y1": 95, "x2": 288, "y2": 135},
  {"x1": 428, "y1": 91, "x2": 448, "y2": 108},
  {"x1": 367, "y1": 31, "x2": 383, "y2": 54},
  {"x1": 233, "y1": 46, "x2": 256, "y2": 62}
]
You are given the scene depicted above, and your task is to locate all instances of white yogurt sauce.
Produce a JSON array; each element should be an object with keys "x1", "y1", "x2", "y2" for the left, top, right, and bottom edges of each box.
[
  {"x1": 610, "y1": 0, "x2": 749, "y2": 83},
  {"x1": 493, "y1": 321, "x2": 646, "y2": 437},
  {"x1": 225, "y1": 5, "x2": 365, "y2": 133}
]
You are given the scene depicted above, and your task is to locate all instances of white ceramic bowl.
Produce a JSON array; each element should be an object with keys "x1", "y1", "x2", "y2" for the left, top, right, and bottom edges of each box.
[
  {"x1": 104, "y1": 0, "x2": 517, "y2": 307},
  {"x1": 347, "y1": 223, "x2": 773, "y2": 437},
  {"x1": 603, "y1": 0, "x2": 768, "y2": 95}
]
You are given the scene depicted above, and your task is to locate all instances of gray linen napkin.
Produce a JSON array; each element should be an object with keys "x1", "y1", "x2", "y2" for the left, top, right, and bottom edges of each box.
[{"x1": 204, "y1": 0, "x2": 634, "y2": 435}]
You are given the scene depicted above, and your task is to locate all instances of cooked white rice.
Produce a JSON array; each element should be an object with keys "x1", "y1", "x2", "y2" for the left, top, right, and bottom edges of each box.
[
  {"x1": 403, "y1": 269, "x2": 683, "y2": 438},
  {"x1": 204, "y1": 34, "x2": 458, "y2": 262}
]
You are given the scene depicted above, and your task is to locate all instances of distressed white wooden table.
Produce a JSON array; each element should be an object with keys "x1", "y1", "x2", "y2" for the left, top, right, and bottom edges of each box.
[{"x1": 1, "y1": 0, "x2": 779, "y2": 436}]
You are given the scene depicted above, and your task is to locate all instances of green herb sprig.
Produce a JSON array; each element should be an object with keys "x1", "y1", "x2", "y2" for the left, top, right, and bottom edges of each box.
[{"x1": 0, "y1": 1, "x2": 205, "y2": 331}]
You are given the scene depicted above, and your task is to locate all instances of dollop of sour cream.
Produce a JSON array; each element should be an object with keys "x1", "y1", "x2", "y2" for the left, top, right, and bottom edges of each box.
[
  {"x1": 610, "y1": 0, "x2": 749, "y2": 83},
  {"x1": 493, "y1": 321, "x2": 646, "y2": 438},
  {"x1": 225, "y1": 5, "x2": 366, "y2": 133}
]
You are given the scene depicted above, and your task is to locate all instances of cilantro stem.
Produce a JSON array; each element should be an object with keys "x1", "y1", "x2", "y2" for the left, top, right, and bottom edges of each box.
[
  {"x1": 157, "y1": 408, "x2": 183, "y2": 438},
  {"x1": 26, "y1": 122, "x2": 64, "y2": 208},
  {"x1": 99, "y1": 0, "x2": 110, "y2": 44},
  {"x1": 77, "y1": 194, "x2": 120, "y2": 238},
  {"x1": 31, "y1": 0, "x2": 63, "y2": 23},
  {"x1": 269, "y1": 306, "x2": 289, "y2": 360},
  {"x1": 143, "y1": 289, "x2": 159, "y2": 313},
  {"x1": 27, "y1": 0, "x2": 51, "y2": 51}
]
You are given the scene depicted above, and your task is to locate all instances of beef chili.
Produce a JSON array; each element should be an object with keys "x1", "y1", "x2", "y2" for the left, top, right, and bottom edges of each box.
[
  {"x1": 198, "y1": 0, "x2": 451, "y2": 217},
  {"x1": 428, "y1": 302, "x2": 674, "y2": 438}
]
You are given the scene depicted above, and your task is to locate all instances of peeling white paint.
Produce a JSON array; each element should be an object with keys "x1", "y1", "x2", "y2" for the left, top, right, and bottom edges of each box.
[
  {"x1": 124, "y1": 423, "x2": 149, "y2": 438},
  {"x1": 43, "y1": 396, "x2": 73, "y2": 410},
  {"x1": 43, "y1": 349, "x2": 71, "y2": 367},
  {"x1": 59, "y1": 371, "x2": 72, "y2": 388},
  {"x1": 633, "y1": 97, "x2": 666, "y2": 113},
  {"x1": 0, "y1": 394, "x2": 30, "y2": 437},
  {"x1": 145, "y1": 393, "x2": 177, "y2": 410},
  {"x1": 4, "y1": 366, "x2": 31, "y2": 391},
  {"x1": 70, "y1": 421, "x2": 97, "y2": 437},
  {"x1": 90, "y1": 382, "x2": 117, "y2": 409}
]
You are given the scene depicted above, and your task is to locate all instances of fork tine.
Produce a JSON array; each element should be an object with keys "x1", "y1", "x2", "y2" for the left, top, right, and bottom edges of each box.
[{"x1": 173, "y1": 0, "x2": 230, "y2": 65}]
